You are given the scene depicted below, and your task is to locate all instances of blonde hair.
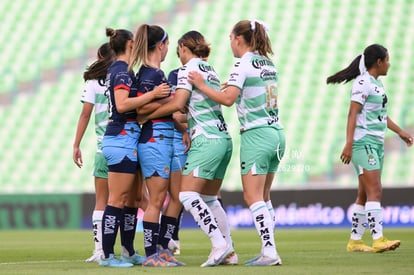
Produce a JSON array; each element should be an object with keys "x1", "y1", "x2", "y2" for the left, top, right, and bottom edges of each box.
[{"x1": 129, "y1": 24, "x2": 167, "y2": 71}]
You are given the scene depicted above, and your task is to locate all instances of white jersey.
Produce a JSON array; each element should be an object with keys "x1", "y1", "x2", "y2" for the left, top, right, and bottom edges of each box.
[
  {"x1": 176, "y1": 57, "x2": 230, "y2": 140},
  {"x1": 227, "y1": 51, "x2": 283, "y2": 132},
  {"x1": 350, "y1": 71, "x2": 387, "y2": 144},
  {"x1": 80, "y1": 79, "x2": 109, "y2": 152}
]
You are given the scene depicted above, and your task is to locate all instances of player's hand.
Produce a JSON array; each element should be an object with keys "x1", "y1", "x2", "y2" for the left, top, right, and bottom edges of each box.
[
  {"x1": 153, "y1": 83, "x2": 171, "y2": 98},
  {"x1": 182, "y1": 131, "x2": 191, "y2": 153},
  {"x1": 73, "y1": 148, "x2": 83, "y2": 168},
  {"x1": 340, "y1": 143, "x2": 352, "y2": 164},
  {"x1": 188, "y1": 71, "x2": 205, "y2": 88},
  {"x1": 398, "y1": 130, "x2": 413, "y2": 147}
]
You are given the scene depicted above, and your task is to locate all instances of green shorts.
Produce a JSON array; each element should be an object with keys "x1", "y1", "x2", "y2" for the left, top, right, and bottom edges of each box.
[
  {"x1": 351, "y1": 143, "x2": 384, "y2": 175},
  {"x1": 93, "y1": 152, "x2": 108, "y2": 179},
  {"x1": 182, "y1": 135, "x2": 232, "y2": 180},
  {"x1": 240, "y1": 127, "x2": 286, "y2": 175}
]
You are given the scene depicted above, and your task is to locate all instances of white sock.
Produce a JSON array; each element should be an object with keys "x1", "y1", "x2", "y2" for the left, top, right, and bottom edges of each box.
[
  {"x1": 350, "y1": 204, "x2": 366, "y2": 240},
  {"x1": 92, "y1": 210, "x2": 104, "y2": 254},
  {"x1": 265, "y1": 200, "x2": 275, "y2": 227},
  {"x1": 179, "y1": 191, "x2": 226, "y2": 248},
  {"x1": 250, "y1": 201, "x2": 277, "y2": 258},
  {"x1": 365, "y1": 201, "x2": 383, "y2": 240},
  {"x1": 201, "y1": 195, "x2": 234, "y2": 249}
]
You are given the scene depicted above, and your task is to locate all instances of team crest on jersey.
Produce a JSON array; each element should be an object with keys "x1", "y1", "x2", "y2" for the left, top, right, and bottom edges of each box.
[
  {"x1": 164, "y1": 165, "x2": 170, "y2": 175},
  {"x1": 368, "y1": 155, "x2": 376, "y2": 166}
]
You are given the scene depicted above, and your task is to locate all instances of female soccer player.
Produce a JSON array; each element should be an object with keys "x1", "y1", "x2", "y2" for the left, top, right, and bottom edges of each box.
[
  {"x1": 327, "y1": 44, "x2": 413, "y2": 252},
  {"x1": 129, "y1": 24, "x2": 185, "y2": 267},
  {"x1": 188, "y1": 20, "x2": 284, "y2": 266},
  {"x1": 100, "y1": 27, "x2": 170, "y2": 268},
  {"x1": 165, "y1": 66, "x2": 189, "y2": 256},
  {"x1": 140, "y1": 30, "x2": 236, "y2": 267},
  {"x1": 73, "y1": 42, "x2": 115, "y2": 262}
]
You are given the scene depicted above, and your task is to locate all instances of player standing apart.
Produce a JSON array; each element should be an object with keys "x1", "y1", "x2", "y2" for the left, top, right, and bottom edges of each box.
[
  {"x1": 100, "y1": 27, "x2": 170, "y2": 268},
  {"x1": 326, "y1": 44, "x2": 413, "y2": 252},
  {"x1": 189, "y1": 20, "x2": 284, "y2": 266},
  {"x1": 73, "y1": 42, "x2": 115, "y2": 262}
]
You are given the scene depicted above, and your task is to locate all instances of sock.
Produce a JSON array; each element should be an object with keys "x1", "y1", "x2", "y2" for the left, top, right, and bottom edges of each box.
[
  {"x1": 265, "y1": 200, "x2": 276, "y2": 227},
  {"x1": 143, "y1": 221, "x2": 160, "y2": 257},
  {"x1": 365, "y1": 201, "x2": 383, "y2": 240},
  {"x1": 158, "y1": 215, "x2": 178, "y2": 249},
  {"x1": 179, "y1": 191, "x2": 226, "y2": 248},
  {"x1": 201, "y1": 194, "x2": 234, "y2": 249},
  {"x1": 101, "y1": 205, "x2": 122, "y2": 258},
  {"x1": 120, "y1": 206, "x2": 138, "y2": 256},
  {"x1": 250, "y1": 201, "x2": 277, "y2": 258},
  {"x1": 173, "y1": 208, "x2": 183, "y2": 241},
  {"x1": 92, "y1": 210, "x2": 104, "y2": 254},
  {"x1": 350, "y1": 204, "x2": 366, "y2": 240}
]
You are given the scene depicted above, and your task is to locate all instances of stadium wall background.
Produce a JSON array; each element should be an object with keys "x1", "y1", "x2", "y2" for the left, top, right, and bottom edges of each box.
[{"x1": 1, "y1": 188, "x2": 413, "y2": 229}]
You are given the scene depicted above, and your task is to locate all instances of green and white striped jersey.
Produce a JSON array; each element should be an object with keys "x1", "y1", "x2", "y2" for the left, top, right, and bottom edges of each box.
[
  {"x1": 80, "y1": 79, "x2": 109, "y2": 152},
  {"x1": 227, "y1": 52, "x2": 283, "y2": 132},
  {"x1": 350, "y1": 72, "x2": 388, "y2": 144},
  {"x1": 176, "y1": 57, "x2": 230, "y2": 140}
]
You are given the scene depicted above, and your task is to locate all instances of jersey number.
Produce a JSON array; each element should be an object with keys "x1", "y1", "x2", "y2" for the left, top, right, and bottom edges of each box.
[{"x1": 265, "y1": 84, "x2": 278, "y2": 109}]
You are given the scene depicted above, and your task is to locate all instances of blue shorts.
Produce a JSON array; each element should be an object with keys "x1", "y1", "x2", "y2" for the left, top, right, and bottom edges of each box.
[
  {"x1": 171, "y1": 130, "x2": 188, "y2": 172},
  {"x1": 138, "y1": 128, "x2": 174, "y2": 179},
  {"x1": 102, "y1": 122, "x2": 140, "y2": 174}
]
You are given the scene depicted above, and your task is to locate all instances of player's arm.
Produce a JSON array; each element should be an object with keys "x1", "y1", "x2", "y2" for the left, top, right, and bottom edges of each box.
[
  {"x1": 115, "y1": 83, "x2": 170, "y2": 113},
  {"x1": 387, "y1": 116, "x2": 413, "y2": 147},
  {"x1": 173, "y1": 112, "x2": 191, "y2": 153},
  {"x1": 341, "y1": 101, "x2": 362, "y2": 164},
  {"x1": 142, "y1": 89, "x2": 189, "y2": 121},
  {"x1": 136, "y1": 95, "x2": 173, "y2": 115},
  {"x1": 73, "y1": 102, "x2": 93, "y2": 168},
  {"x1": 188, "y1": 71, "x2": 239, "y2": 106}
]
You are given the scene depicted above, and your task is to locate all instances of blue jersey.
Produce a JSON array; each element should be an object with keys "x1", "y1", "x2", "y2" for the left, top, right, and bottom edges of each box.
[
  {"x1": 136, "y1": 66, "x2": 173, "y2": 143},
  {"x1": 167, "y1": 68, "x2": 179, "y2": 87},
  {"x1": 104, "y1": 61, "x2": 138, "y2": 136}
]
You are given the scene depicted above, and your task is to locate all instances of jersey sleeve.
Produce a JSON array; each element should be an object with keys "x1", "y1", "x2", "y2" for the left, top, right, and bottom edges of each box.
[
  {"x1": 176, "y1": 65, "x2": 192, "y2": 92},
  {"x1": 227, "y1": 60, "x2": 245, "y2": 90},
  {"x1": 350, "y1": 76, "x2": 369, "y2": 105},
  {"x1": 80, "y1": 80, "x2": 96, "y2": 104},
  {"x1": 114, "y1": 71, "x2": 132, "y2": 92}
]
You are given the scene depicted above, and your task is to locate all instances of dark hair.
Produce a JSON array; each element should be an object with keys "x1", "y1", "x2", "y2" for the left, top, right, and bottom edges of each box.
[
  {"x1": 178, "y1": 30, "x2": 210, "y2": 58},
  {"x1": 129, "y1": 24, "x2": 168, "y2": 70},
  {"x1": 105, "y1": 27, "x2": 133, "y2": 55},
  {"x1": 232, "y1": 20, "x2": 273, "y2": 58},
  {"x1": 326, "y1": 44, "x2": 388, "y2": 84},
  {"x1": 83, "y1": 42, "x2": 115, "y2": 81}
]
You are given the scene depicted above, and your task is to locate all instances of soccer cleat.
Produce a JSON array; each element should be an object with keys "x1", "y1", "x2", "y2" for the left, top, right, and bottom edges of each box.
[
  {"x1": 200, "y1": 245, "x2": 233, "y2": 267},
  {"x1": 142, "y1": 253, "x2": 178, "y2": 267},
  {"x1": 121, "y1": 252, "x2": 146, "y2": 265},
  {"x1": 85, "y1": 251, "x2": 103, "y2": 262},
  {"x1": 245, "y1": 255, "x2": 282, "y2": 266},
  {"x1": 346, "y1": 239, "x2": 374, "y2": 252},
  {"x1": 244, "y1": 254, "x2": 261, "y2": 265},
  {"x1": 372, "y1": 236, "x2": 401, "y2": 253},
  {"x1": 220, "y1": 251, "x2": 238, "y2": 265},
  {"x1": 99, "y1": 254, "x2": 133, "y2": 267},
  {"x1": 158, "y1": 245, "x2": 185, "y2": 266},
  {"x1": 168, "y1": 239, "x2": 181, "y2": 255}
]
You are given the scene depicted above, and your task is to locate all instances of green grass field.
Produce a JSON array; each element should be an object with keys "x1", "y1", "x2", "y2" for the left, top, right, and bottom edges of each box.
[{"x1": 0, "y1": 228, "x2": 413, "y2": 274}]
